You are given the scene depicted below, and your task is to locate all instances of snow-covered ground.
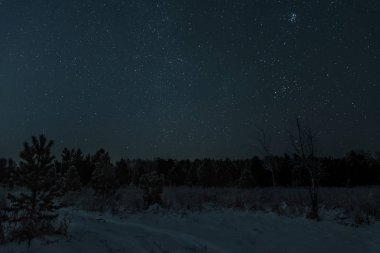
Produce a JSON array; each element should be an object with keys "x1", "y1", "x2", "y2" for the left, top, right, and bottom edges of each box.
[{"x1": 2, "y1": 208, "x2": 380, "y2": 253}]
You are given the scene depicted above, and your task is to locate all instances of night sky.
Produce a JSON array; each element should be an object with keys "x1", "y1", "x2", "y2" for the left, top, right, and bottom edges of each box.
[{"x1": 1, "y1": 0, "x2": 379, "y2": 160}]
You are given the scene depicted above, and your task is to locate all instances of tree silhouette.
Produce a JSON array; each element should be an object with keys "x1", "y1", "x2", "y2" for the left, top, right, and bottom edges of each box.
[
  {"x1": 115, "y1": 159, "x2": 131, "y2": 186},
  {"x1": 64, "y1": 165, "x2": 81, "y2": 191},
  {"x1": 290, "y1": 118, "x2": 322, "y2": 220},
  {"x1": 7, "y1": 135, "x2": 62, "y2": 247},
  {"x1": 91, "y1": 149, "x2": 116, "y2": 195}
]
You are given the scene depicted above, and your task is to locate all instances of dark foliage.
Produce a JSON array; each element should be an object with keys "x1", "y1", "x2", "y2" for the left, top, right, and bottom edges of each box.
[
  {"x1": 0, "y1": 158, "x2": 16, "y2": 187},
  {"x1": 6, "y1": 135, "x2": 62, "y2": 247},
  {"x1": 139, "y1": 171, "x2": 164, "y2": 208},
  {"x1": 1, "y1": 140, "x2": 380, "y2": 193},
  {"x1": 115, "y1": 159, "x2": 132, "y2": 186},
  {"x1": 91, "y1": 149, "x2": 116, "y2": 195}
]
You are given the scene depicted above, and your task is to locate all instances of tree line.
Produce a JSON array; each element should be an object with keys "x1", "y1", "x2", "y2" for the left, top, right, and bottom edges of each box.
[
  {"x1": 1, "y1": 141, "x2": 380, "y2": 191},
  {"x1": 1, "y1": 133, "x2": 379, "y2": 245}
]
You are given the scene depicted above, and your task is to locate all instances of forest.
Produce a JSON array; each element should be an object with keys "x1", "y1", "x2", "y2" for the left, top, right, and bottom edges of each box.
[
  {"x1": 1, "y1": 134, "x2": 380, "y2": 249},
  {"x1": 1, "y1": 139, "x2": 380, "y2": 190}
]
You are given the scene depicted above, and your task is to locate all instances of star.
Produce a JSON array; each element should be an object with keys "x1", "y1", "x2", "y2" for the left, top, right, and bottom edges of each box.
[{"x1": 289, "y1": 12, "x2": 297, "y2": 23}]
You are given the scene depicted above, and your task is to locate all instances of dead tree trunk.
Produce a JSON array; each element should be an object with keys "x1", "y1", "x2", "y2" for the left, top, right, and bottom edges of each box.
[{"x1": 292, "y1": 118, "x2": 321, "y2": 220}]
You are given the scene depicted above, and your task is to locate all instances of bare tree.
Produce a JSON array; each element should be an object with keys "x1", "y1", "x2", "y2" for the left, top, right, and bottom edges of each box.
[
  {"x1": 257, "y1": 127, "x2": 276, "y2": 187},
  {"x1": 290, "y1": 118, "x2": 322, "y2": 220}
]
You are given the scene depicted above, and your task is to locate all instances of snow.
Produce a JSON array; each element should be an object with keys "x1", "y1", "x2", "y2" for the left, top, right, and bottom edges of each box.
[{"x1": 1, "y1": 208, "x2": 380, "y2": 253}]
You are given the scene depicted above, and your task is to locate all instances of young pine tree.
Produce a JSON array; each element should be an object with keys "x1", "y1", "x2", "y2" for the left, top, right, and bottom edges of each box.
[{"x1": 7, "y1": 135, "x2": 62, "y2": 247}]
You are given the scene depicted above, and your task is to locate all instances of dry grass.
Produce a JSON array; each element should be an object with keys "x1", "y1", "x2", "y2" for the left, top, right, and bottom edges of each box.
[{"x1": 3, "y1": 186, "x2": 380, "y2": 225}]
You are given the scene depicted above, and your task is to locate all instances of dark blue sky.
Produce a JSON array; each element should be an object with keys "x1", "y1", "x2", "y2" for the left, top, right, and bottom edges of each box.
[{"x1": 0, "y1": 0, "x2": 379, "y2": 159}]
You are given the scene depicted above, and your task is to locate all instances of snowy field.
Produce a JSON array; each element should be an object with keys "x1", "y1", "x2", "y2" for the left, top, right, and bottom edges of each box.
[
  {"x1": 62, "y1": 186, "x2": 380, "y2": 221},
  {"x1": 2, "y1": 186, "x2": 380, "y2": 252},
  {"x1": 2, "y1": 207, "x2": 380, "y2": 253}
]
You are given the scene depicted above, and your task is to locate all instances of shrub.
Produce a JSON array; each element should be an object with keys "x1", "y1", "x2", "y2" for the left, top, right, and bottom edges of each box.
[{"x1": 139, "y1": 171, "x2": 164, "y2": 208}]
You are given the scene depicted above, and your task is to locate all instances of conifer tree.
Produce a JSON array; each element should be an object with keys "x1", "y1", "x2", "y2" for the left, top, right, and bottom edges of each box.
[
  {"x1": 64, "y1": 165, "x2": 81, "y2": 191},
  {"x1": 186, "y1": 162, "x2": 199, "y2": 186},
  {"x1": 91, "y1": 150, "x2": 115, "y2": 195},
  {"x1": 168, "y1": 161, "x2": 186, "y2": 186},
  {"x1": 115, "y1": 159, "x2": 131, "y2": 186},
  {"x1": 197, "y1": 159, "x2": 216, "y2": 187},
  {"x1": 7, "y1": 135, "x2": 62, "y2": 247}
]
